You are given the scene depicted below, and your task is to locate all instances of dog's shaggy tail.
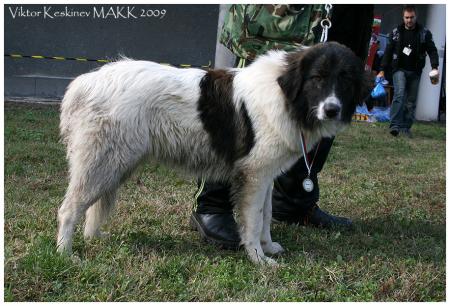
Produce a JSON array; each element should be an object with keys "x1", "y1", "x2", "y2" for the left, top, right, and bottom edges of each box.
[{"x1": 60, "y1": 71, "x2": 100, "y2": 149}]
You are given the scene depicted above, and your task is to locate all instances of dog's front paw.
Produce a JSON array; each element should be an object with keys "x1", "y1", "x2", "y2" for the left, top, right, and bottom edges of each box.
[
  {"x1": 56, "y1": 240, "x2": 72, "y2": 255},
  {"x1": 262, "y1": 241, "x2": 284, "y2": 255},
  {"x1": 246, "y1": 247, "x2": 279, "y2": 266},
  {"x1": 250, "y1": 254, "x2": 279, "y2": 266},
  {"x1": 261, "y1": 256, "x2": 279, "y2": 267}
]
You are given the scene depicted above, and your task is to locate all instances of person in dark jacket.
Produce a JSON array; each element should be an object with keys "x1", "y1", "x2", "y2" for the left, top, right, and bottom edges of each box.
[
  {"x1": 377, "y1": 5, "x2": 439, "y2": 137},
  {"x1": 191, "y1": 4, "x2": 374, "y2": 249}
]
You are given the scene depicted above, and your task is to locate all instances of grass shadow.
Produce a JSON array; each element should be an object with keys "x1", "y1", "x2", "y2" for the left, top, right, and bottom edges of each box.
[{"x1": 273, "y1": 215, "x2": 445, "y2": 264}]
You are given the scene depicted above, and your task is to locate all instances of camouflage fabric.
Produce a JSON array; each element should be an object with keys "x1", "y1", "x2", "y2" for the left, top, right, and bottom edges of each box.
[{"x1": 220, "y1": 4, "x2": 328, "y2": 60}]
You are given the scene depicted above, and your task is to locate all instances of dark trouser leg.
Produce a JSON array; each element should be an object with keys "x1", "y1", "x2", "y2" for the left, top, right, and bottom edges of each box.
[
  {"x1": 272, "y1": 137, "x2": 352, "y2": 228},
  {"x1": 403, "y1": 71, "x2": 421, "y2": 130},
  {"x1": 191, "y1": 180, "x2": 240, "y2": 249},
  {"x1": 194, "y1": 180, "x2": 233, "y2": 214},
  {"x1": 272, "y1": 138, "x2": 333, "y2": 218},
  {"x1": 390, "y1": 70, "x2": 407, "y2": 131}
]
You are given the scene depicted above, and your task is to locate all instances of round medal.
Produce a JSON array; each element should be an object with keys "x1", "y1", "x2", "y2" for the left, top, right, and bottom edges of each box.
[{"x1": 302, "y1": 178, "x2": 314, "y2": 192}]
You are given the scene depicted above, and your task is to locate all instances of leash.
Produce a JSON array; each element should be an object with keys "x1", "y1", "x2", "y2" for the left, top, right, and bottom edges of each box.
[{"x1": 319, "y1": 4, "x2": 332, "y2": 43}]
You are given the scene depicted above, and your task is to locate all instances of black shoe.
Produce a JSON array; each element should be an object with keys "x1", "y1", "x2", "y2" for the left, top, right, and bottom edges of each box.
[
  {"x1": 400, "y1": 128, "x2": 412, "y2": 138},
  {"x1": 306, "y1": 204, "x2": 353, "y2": 229},
  {"x1": 273, "y1": 204, "x2": 353, "y2": 230},
  {"x1": 390, "y1": 127, "x2": 399, "y2": 136},
  {"x1": 190, "y1": 212, "x2": 240, "y2": 250}
]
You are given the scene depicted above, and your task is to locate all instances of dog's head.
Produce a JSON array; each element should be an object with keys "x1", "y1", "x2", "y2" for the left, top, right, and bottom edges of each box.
[{"x1": 277, "y1": 42, "x2": 371, "y2": 134}]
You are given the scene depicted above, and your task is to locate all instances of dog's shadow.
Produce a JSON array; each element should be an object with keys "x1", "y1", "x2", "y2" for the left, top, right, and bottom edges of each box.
[
  {"x1": 104, "y1": 228, "x2": 241, "y2": 260},
  {"x1": 273, "y1": 216, "x2": 445, "y2": 264},
  {"x1": 98, "y1": 215, "x2": 444, "y2": 265}
]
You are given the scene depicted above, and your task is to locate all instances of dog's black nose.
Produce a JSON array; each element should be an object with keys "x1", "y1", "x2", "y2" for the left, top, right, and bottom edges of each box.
[{"x1": 324, "y1": 103, "x2": 341, "y2": 118}]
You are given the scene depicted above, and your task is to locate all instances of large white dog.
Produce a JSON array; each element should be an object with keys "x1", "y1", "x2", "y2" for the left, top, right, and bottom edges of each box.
[{"x1": 57, "y1": 42, "x2": 369, "y2": 265}]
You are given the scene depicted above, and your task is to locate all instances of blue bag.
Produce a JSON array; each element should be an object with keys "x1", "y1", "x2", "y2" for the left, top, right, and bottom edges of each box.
[
  {"x1": 371, "y1": 78, "x2": 386, "y2": 99},
  {"x1": 372, "y1": 106, "x2": 391, "y2": 122}
]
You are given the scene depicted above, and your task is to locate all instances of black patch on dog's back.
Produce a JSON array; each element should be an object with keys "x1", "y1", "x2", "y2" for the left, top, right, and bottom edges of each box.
[
  {"x1": 198, "y1": 70, "x2": 255, "y2": 165},
  {"x1": 238, "y1": 103, "x2": 255, "y2": 157}
]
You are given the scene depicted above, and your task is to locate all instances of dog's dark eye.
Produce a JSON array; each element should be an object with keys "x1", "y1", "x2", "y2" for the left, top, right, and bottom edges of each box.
[{"x1": 310, "y1": 76, "x2": 322, "y2": 82}]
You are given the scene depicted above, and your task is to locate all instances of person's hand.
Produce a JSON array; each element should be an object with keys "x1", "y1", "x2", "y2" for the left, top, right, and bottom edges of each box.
[
  {"x1": 375, "y1": 71, "x2": 385, "y2": 84},
  {"x1": 429, "y1": 69, "x2": 439, "y2": 85},
  {"x1": 376, "y1": 71, "x2": 385, "y2": 79}
]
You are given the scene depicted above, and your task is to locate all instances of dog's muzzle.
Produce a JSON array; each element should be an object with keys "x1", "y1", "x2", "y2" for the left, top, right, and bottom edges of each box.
[
  {"x1": 323, "y1": 102, "x2": 341, "y2": 119},
  {"x1": 318, "y1": 95, "x2": 342, "y2": 120}
]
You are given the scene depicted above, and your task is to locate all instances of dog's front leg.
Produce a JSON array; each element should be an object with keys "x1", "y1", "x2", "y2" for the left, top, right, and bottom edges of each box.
[
  {"x1": 260, "y1": 183, "x2": 284, "y2": 256},
  {"x1": 235, "y1": 178, "x2": 278, "y2": 266}
]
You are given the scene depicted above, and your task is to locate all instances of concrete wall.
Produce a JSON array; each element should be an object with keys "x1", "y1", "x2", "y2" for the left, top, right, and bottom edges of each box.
[
  {"x1": 5, "y1": 4, "x2": 219, "y2": 99},
  {"x1": 415, "y1": 4, "x2": 446, "y2": 121},
  {"x1": 5, "y1": 4, "x2": 445, "y2": 121}
]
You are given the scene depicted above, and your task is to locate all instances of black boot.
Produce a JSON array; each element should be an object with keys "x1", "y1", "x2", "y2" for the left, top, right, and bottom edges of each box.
[
  {"x1": 272, "y1": 137, "x2": 353, "y2": 229},
  {"x1": 190, "y1": 181, "x2": 240, "y2": 249}
]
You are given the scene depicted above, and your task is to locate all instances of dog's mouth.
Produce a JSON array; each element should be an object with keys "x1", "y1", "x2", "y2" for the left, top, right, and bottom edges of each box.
[
  {"x1": 305, "y1": 98, "x2": 346, "y2": 138},
  {"x1": 301, "y1": 95, "x2": 346, "y2": 137},
  {"x1": 307, "y1": 105, "x2": 342, "y2": 131}
]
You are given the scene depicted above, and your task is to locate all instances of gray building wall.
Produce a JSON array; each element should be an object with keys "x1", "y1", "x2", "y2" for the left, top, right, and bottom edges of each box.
[{"x1": 5, "y1": 4, "x2": 219, "y2": 99}]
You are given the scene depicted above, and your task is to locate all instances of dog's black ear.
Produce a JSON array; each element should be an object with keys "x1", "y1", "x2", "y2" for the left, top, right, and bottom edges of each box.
[
  {"x1": 277, "y1": 54, "x2": 304, "y2": 102},
  {"x1": 357, "y1": 70, "x2": 373, "y2": 106}
]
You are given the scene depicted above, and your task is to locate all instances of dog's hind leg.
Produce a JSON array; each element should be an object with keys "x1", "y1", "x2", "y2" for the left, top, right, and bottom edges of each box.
[
  {"x1": 57, "y1": 159, "x2": 126, "y2": 254},
  {"x1": 84, "y1": 190, "x2": 117, "y2": 240},
  {"x1": 57, "y1": 149, "x2": 139, "y2": 255},
  {"x1": 260, "y1": 183, "x2": 284, "y2": 256},
  {"x1": 234, "y1": 177, "x2": 278, "y2": 266},
  {"x1": 57, "y1": 135, "x2": 144, "y2": 254},
  {"x1": 57, "y1": 184, "x2": 103, "y2": 255}
]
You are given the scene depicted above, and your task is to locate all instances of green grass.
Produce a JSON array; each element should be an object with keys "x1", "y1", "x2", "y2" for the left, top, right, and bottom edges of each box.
[{"x1": 4, "y1": 102, "x2": 445, "y2": 301}]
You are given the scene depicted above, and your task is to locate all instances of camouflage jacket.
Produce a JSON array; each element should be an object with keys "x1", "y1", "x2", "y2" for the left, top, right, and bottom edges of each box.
[{"x1": 220, "y1": 4, "x2": 328, "y2": 60}]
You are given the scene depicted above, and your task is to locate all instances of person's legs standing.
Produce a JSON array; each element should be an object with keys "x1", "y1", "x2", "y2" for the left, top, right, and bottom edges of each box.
[
  {"x1": 390, "y1": 70, "x2": 407, "y2": 135},
  {"x1": 402, "y1": 71, "x2": 421, "y2": 135}
]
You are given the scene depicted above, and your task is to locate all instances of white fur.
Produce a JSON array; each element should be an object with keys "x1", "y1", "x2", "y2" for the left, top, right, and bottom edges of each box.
[{"x1": 57, "y1": 51, "x2": 344, "y2": 265}]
